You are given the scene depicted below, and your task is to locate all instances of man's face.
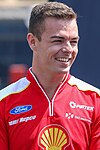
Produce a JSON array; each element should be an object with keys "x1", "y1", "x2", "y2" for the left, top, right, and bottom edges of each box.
[{"x1": 33, "y1": 17, "x2": 79, "y2": 75}]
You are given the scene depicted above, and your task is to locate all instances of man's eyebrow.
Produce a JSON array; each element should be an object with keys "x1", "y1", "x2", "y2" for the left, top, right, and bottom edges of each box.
[
  {"x1": 50, "y1": 36, "x2": 64, "y2": 39},
  {"x1": 50, "y1": 36, "x2": 80, "y2": 40},
  {"x1": 72, "y1": 36, "x2": 80, "y2": 40}
]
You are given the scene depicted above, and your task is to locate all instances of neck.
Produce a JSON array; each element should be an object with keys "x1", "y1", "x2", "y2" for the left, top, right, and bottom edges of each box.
[{"x1": 31, "y1": 68, "x2": 68, "y2": 99}]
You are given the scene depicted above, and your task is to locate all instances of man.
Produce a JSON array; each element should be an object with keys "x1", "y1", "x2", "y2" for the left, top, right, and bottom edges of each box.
[{"x1": 0, "y1": 2, "x2": 100, "y2": 150}]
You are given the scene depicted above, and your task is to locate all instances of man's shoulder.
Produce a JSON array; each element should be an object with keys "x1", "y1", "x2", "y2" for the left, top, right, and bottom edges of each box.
[
  {"x1": 68, "y1": 75, "x2": 100, "y2": 96},
  {"x1": 0, "y1": 77, "x2": 30, "y2": 101}
]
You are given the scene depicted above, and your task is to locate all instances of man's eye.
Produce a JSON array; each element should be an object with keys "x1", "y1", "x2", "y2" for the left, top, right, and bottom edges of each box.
[
  {"x1": 51, "y1": 40, "x2": 62, "y2": 43},
  {"x1": 70, "y1": 41, "x2": 78, "y2": 46}
]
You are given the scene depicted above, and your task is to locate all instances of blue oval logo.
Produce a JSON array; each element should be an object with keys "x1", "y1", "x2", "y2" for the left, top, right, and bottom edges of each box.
[{"x1": 10, "y1": 105, "x2": 32, "y2": 114}]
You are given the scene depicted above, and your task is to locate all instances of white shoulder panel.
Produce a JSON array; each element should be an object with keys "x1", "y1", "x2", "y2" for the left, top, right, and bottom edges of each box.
[
  {"x1": 68, "y1": 76, "x2": 100, "y2": 96},
  {"x1": 0, "y1": 77, "x2": 30, "y2": 100}
]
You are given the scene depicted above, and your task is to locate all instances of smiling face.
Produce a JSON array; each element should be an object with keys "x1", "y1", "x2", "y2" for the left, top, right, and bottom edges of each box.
[{"x1": 28, "y1": 17, "x2": 79, "y2": 76}]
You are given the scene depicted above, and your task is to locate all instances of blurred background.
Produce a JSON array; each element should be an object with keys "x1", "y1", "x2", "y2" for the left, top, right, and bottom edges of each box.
[{"x1": 0, "y1": 0, "x2": 100, "y2": 89}]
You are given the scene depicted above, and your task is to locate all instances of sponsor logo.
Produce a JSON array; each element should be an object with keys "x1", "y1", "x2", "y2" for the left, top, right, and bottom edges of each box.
[
  {"x1": 65, "y1": 112, "x2": 74, "y2": 119},
  {"x1": 8, "y1": 115, "x2": 36, "y2": 126},
  {"x1": 19, "y1": 115, "x2": 36, "y2": 123},
  {"x1": 69, "y1": 101, "x2": 94, "y2": 111},
  {"x1": 10, "y1": 105, "x2": 32, "y2": 114},
  {"x1": 65, "y1": 112, "x2": 92, "y2": 123},
  {"x1": 38, "y1": 124, "x2": 70, "y2": 149}
]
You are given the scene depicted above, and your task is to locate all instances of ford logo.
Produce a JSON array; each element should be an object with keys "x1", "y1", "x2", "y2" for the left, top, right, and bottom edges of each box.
[{"x1": 10, "y1": 105, "x2": 32, "y2": 114}]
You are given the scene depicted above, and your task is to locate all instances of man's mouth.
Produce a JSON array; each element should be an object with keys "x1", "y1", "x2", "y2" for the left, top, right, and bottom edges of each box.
[{"x1": 55, "y1": 57, "x2": 71, "y2": 62}]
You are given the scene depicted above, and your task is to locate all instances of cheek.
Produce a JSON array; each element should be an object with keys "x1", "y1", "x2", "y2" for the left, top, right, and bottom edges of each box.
[
  {"x1": 72, "y1": 48, "x2": 78, "y2": 59},
  {"x1": 48, "y1": 45, "x2": 61, "y2": 56},
  {"x1": 74, "y1": 47, "x2": 78, "y2": 55}
]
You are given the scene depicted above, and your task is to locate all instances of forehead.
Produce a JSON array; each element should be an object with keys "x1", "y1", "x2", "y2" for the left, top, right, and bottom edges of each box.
[{"x1": 44, "y1": 17, "x2": 78, "y2": 37}]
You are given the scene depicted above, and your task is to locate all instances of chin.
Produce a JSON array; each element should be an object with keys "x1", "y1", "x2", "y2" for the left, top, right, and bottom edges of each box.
[
  {"x1": 63, "y1": 66, "x2": 71, "y2": 72},
  {"x1": 56, "y1": 67, "x2": 71, "y2": 74}
]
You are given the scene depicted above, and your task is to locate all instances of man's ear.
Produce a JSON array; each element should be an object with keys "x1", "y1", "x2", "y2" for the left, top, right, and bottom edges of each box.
[{"x1": 27, "y1": 33, "x2": 36, "y2": 51}]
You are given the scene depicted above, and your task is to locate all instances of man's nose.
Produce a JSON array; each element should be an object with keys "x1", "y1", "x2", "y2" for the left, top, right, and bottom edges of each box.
[{"x1": 62, "y1": 41, "x2": 73, "y2": 53}]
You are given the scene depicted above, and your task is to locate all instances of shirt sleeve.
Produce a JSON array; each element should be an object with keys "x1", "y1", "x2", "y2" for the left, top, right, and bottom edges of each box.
[
  {"x1": 0, "y1": 100, "x2": 9, "y2": 150},
  {"x1": 89, "y1": 97, "x2": 100, "y2": 150}
]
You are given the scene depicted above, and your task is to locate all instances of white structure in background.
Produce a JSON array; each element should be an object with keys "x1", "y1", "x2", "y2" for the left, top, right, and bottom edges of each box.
[
  {"x1": 0, "y1": 0, "x2": 47, "y2": 7},
  {"x1": 0, "y1": 0, "x2": 47, "y2": 27}
]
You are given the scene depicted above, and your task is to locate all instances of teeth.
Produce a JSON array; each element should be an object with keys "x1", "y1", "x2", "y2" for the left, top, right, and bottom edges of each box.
[{"x1": 56, "y1": 58, "x2": 69, "y2": 62}]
